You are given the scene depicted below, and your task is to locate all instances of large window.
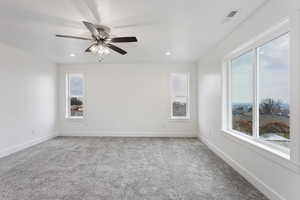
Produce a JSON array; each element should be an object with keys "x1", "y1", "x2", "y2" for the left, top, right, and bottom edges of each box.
[
  {"x1": 66, "y1": 73, "x2": 84, "y2": 118},
  {"x1": 170, "y1": 73, "x2": 190, "y2": 119},
  {"x1": 227, "y1": 32, "x2": 290, "y2": 152}
]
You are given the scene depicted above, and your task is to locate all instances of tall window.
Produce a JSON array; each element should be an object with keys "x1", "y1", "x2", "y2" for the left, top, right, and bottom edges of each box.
[
  {"x1": 231, "y1": 51, "x2": 254, "y2": 136},
  {"x1": 170, "y1": 73, "x2": 190, "y2": 119},
  {"x1": 227, "y1": 32, "x2": 290, "y2": 152},
  {"x1": 66, "y1": 73, "x2": 84, "y2": 118},
  {"x1": 258, "y1": 34, "x2": 290, "y2": 148}
]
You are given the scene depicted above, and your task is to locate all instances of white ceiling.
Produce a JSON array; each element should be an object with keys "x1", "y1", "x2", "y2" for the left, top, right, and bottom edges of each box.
[{"x1": 0, "y1": 0, "x2": 267, "y2": 64}]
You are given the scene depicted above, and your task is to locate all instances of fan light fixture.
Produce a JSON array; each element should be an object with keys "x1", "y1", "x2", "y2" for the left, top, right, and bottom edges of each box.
[
  {"x1": 55, "y1": 21, "x2": 138, "y2": 62},
  {"x1": 90, "y1": 44, "x2": 111, "y2": 61},
  {"x1": 165, "y1": 52, "x2": 171, "y2": 56},
  {"x1": 90, "y1": 45, "x2": 110, "y2": 55}
]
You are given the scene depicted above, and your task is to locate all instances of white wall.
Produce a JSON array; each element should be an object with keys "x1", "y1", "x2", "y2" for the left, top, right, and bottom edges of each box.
[
  {"x1": 197, "y1": 1, "x2": 300, "y2": 200},
  {"x1": 0, "y1": 43, "x2": 58, "y2": 158},
  {"x1": 58, "y1": 63, "x2": 198, "y2": 137}
]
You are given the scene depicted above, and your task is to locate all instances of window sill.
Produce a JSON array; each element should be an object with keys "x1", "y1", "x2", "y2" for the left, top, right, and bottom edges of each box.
[
  {"x1": 221, "y1": 129, "x2": 300, "y2": 174},
  {"x1": 65, "y1": 117, "x2": 84, "y2": 122},
  {"x1": 168, "y1": 118, "x2": 191, "y2": 122}
]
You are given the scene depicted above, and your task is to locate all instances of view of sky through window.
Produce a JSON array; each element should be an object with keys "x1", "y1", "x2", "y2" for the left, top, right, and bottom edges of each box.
[
  {"x1": 171, "y1": 73, "x2": 188, "y2": 97},
  {"x1": 231, "y1": 51, "x2": 254, "y2": 104},
  {"x1": 70, "y1": 75, "x2": 84, "y2": 97},
  {"x1": 258, "y1": 34, "x2": 289, "y2": 104}
]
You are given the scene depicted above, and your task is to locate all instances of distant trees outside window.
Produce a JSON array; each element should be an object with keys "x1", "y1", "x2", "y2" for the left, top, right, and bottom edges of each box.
[
  {"x1": 66, "y1": 73, "x2": 84, "y2": 118},
  {"x1": 229, "y1": 33, "x2": 290, "y2": 150},
  {"x1": 170, "y1": 73, "x2": 190, "y2": 119}
]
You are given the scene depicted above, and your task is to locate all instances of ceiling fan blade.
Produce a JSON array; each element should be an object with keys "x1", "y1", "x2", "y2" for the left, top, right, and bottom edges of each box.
[
  {"x1": 82, "y1": 21, "x2": 100, "y2": 39},
  {"x1": 56, "y1": 34, "x2": 92, "y2": 41},
  {"x1": 113, "y1": 23, "x2": 150, "y2": 29},
  {"x1": 85, "y1": 43, "x2": 98, "y2": 52},
  {"x1": 110, "y1": 37, "x2": 138, "y2": 43},
  {"x1": 106, "y1": 43, "x2": 127, "y2": 55}
]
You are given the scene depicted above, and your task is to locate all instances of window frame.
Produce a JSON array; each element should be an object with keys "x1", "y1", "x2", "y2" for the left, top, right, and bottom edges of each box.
[
  {"x1": 169, "y1": 72, "x2": 190, "y2": 120},
  {"x1": 65, "y1": 73, "x2": 85, "y2": 119},
  {"x1": 223, "y1": 20, "x2": 291, "y2": 157},
  {"x1": 228, "y1": 50, "x2": 255, "y2": 138}
]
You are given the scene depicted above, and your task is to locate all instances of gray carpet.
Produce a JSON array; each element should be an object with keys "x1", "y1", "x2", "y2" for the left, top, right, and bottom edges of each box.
[{"x1": 0, "y1": 137, "x2": 268, "y2": 200}]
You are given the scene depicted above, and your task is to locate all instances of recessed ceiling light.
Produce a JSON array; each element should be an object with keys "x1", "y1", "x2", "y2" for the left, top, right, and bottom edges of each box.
[
  {"x1": 165, "y1": 52, "x2": 171, "y2": 56},
  {"x1": 70, "y1": 54, "x2": 75, "y2": 57}
]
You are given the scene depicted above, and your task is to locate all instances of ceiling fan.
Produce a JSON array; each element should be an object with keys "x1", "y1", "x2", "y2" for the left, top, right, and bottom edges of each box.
[{"x1": 56, "y1": 21, "x2": 138, "y2": 61}]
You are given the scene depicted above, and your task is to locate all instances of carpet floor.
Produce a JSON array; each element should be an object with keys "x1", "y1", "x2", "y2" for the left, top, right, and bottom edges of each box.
[{"x1": 0, "y1": 137, "x2": 268, "y2": 200}]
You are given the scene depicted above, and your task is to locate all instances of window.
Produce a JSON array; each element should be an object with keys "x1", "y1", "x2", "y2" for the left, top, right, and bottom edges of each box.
[
  {"x1": 66, "y1": 73, "x2": 84, "y2": 118},
  {"x1": 258, "y1": 34, "x2": 290, "y2": 148},
  {"x1": 226, "y1": 32, "x2": 290, "y2": 153},
  {"x1": 170, "y1": 73, "x2": 190, "y2": 119},
  {"x1": 231, "y1": 51, "x2": 254, "y2": 136}
]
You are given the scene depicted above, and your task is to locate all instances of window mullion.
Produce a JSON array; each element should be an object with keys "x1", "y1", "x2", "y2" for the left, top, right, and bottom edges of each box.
[
  {"x1": 66, "y1": 74, "x2": 70, "y2": 118},
  {"x1": 253, "y1": 48, "x2": 260, "y2": 139},
  {"x1": 228, "y1": 61, "x2": 232, "y2": 130}
]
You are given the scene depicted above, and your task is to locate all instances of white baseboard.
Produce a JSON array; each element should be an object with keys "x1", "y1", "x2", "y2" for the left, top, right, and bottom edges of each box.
[
  {"x1": 200, "y1": 136, "x2": 285, "y2": 200},
  {"x1": 59, "y1": 131, "x2": 197, "y2": 138},
  {"x1": 0, "y1": 133, "x2": 57, "y2": 159}
]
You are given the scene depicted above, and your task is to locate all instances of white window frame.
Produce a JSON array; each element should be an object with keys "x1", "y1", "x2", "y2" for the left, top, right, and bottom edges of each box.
[
  {"x1": 65, "y1": 73, "x2": 85, "y2": 119},
  {"x1": 223, "y1": 20, "x2": 292, "y2": 158},
  {"x1": 170, "y1": 72, "x2": 190, "y2": 120}
]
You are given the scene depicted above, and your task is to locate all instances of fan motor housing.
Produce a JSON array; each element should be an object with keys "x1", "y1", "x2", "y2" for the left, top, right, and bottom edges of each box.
[{"x1": 95, "y1": 25, "x2": 111, "y2": 39}]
